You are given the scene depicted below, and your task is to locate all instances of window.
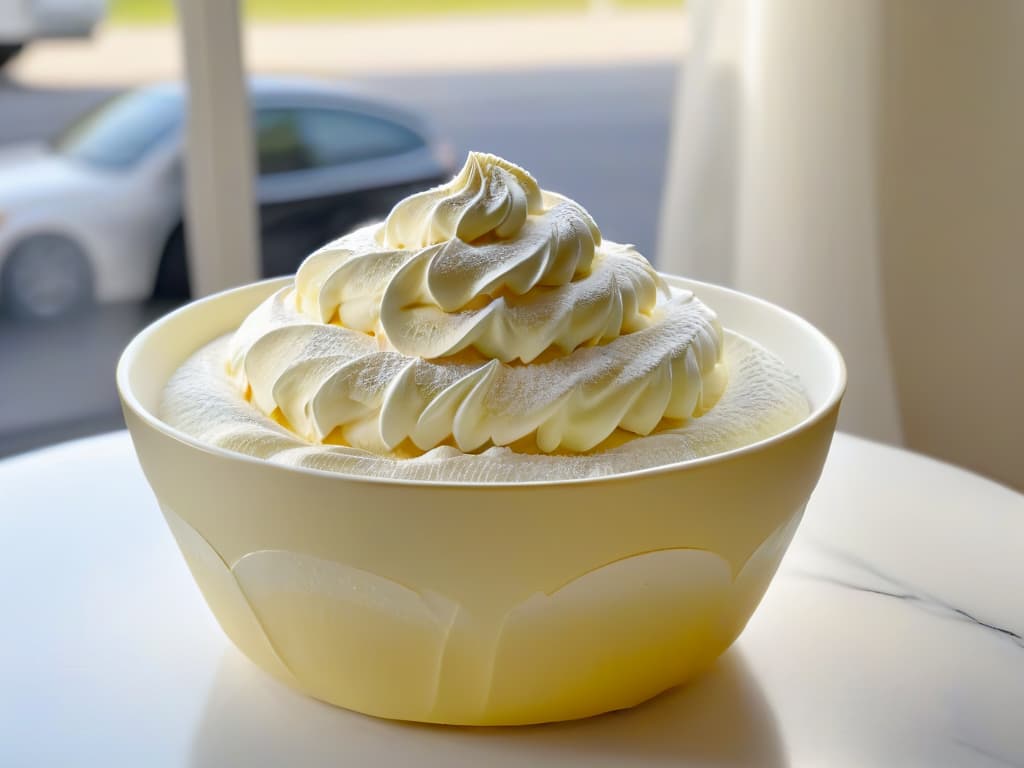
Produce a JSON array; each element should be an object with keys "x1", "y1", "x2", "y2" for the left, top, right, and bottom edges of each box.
[
  {"x1": 299, "y1": 108, "x2": 424, "y2": 167},
  {"x1": 255, "y1": 109, "x2": 311, "y2": 175},
  {"x1": 54, "y1": 87, "x2": 182, "y2": 170},
  {"x1": 256, "y1": 106, "x2": 424, "y2": 176}
]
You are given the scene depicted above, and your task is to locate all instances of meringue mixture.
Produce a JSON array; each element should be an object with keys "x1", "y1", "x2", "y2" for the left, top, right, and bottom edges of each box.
[{"x1": 161, "y1": 153, "x2": 809, "y2": 482}]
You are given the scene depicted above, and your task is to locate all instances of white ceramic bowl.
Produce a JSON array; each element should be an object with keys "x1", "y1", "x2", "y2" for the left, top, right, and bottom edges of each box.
[{"x1": 118, "y1": 274, "x2": 845, "y2": 725}]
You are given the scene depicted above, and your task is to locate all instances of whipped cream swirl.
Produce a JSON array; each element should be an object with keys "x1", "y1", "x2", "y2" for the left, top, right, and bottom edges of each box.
[{"x1": 227, "y1": 153, "x2": 727, "y2": 455}]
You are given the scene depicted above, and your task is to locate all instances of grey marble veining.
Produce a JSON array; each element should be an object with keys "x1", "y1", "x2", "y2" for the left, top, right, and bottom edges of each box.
[{"x1": 792, "y1": 542, "x2": 1024, "y2": 649}]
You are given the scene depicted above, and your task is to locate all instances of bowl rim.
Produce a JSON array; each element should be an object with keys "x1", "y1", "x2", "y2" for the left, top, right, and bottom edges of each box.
[{"x1": 117, "y1": 274, "x2": 847, "y2": 490}]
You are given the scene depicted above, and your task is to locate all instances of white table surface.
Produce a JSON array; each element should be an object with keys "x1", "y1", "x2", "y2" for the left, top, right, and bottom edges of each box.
[{"x1": 0, "y1": 431, "x2": 1021, "y2": 767}]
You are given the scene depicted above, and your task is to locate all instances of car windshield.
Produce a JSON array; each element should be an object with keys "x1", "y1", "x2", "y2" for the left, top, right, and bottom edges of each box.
[{"x1": 54, "y1": 87, "x2": 183, "y2": 170}]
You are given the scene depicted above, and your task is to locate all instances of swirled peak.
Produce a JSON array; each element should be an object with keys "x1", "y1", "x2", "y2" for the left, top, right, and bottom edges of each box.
[
  {"x1": 229, "y1": 152, "x2": 729, "y2": 455},
  {"x1": 383, "y1": 152, "x2": 548, "y2": 247}
]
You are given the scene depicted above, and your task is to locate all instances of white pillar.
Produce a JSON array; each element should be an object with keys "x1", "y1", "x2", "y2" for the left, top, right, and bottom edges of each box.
[{"x1": 176, "y1": 0, "x2": 260, "y2": 297}]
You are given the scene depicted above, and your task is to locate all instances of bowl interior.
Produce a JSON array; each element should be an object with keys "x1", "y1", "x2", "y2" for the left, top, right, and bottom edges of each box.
[{"x1": 671, "y1": 275, "x2": 846, "y2": 413}]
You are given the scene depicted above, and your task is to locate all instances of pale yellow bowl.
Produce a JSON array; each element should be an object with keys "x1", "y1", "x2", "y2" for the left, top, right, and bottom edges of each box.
[{"x1": 117, "y1": 274, "x2": 845, "y2": 726}]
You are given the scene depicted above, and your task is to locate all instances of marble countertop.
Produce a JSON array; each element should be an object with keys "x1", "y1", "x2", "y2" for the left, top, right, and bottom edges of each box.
[{"x1": 0, "y1": 431, "x2": 1021, "y2": 767}]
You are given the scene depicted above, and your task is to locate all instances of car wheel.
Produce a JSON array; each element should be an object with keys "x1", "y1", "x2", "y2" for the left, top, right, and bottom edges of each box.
[
  {"x1": 1, "y1": 234, "x2": 94, "y2": 321},
  {"x1": 0, "y1": 44, "x2": 24, "y2": 69},
  {"x1": 153, "y1": 225, "x2": 190, "y2": 299}
]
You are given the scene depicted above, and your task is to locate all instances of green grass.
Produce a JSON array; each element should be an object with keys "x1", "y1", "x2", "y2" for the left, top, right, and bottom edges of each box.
[
  {"x1": 109, "y1": 0, "x2": 683, "y2": 25},
  {"x1": 616, "y1": 0, "x2": 684, "y2": 6}
]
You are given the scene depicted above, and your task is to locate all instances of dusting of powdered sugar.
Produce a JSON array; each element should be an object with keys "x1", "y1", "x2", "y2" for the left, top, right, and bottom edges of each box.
[{"x1": 160, "y1": 330, "x2": 809, "y2": 483}]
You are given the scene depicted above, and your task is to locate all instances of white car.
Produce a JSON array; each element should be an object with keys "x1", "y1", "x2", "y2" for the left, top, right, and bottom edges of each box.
[
  {"x1": 0, "y1": 78, "x2": 454, "y2": 319},
  {"x1": 0, "y1": 0, "x2": 106, "y2": 68}
]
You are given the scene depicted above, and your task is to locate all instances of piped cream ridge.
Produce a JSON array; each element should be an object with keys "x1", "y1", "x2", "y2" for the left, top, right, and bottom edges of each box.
[
  {"x1": 160, "y1": 152, "x2": 811, "y2": 479},
  {"x1": 162, "y1": 330, "x2": 809, "y2": 483},
  {"x1": 225, "y1": 152, "x2": 729, "y2": 455}
]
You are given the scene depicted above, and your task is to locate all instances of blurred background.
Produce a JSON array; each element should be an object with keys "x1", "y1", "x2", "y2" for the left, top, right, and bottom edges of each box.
[
  {"x1": 1, "y1": 0, "x2": 1021, "y2": 489},
  {"x1": 0, "y1": 0, "x2": 685, "y2": 453}
]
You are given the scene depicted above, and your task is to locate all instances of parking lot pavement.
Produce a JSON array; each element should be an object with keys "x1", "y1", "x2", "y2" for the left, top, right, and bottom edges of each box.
[{"x1": 0, "y1": 300, "x2": 180, "y2": 458}]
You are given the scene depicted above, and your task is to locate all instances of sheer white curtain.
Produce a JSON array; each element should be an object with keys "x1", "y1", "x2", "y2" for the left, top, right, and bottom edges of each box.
[{"x1": 660, "y1": 0, "x2": 1024, "y2": 489}]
